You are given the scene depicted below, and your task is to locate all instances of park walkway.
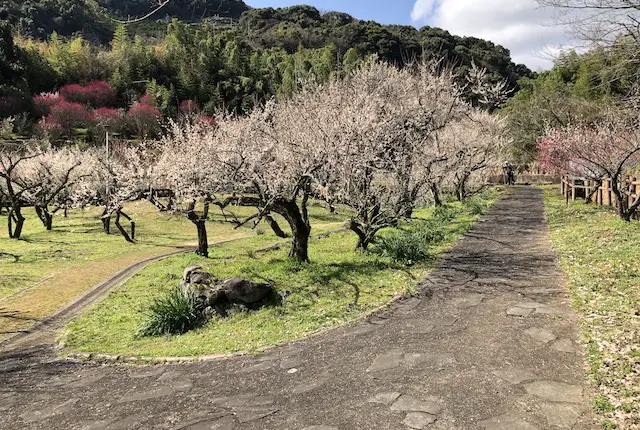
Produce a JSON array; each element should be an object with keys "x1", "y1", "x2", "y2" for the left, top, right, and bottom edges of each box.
[{"x1": 0, "y1": 187, "x2": 596, "y2": 429}]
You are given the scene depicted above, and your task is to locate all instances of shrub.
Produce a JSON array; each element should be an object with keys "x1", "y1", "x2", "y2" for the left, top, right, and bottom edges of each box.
[
  {"x1": 60, "y1": 81, "x2": 116, "y2": 107},
  {"x1": 59, "y1": 84, "x2": 85, "y2": 103},
  {"x1": 415, "y1": 220, "x2": 447, "y2": 244},
  {"x1": 465, "y1": 196, "x2": 489, "y2": 215},
  {"x1": 432, "y1": 205, "x2": 460, "y2": 223},
  {"x1": 376, "y1": 230, "x2": 428, "y2": 264},
  {"x1": 34, "y1": 118, "x2": 64, "y2": 141},
  {"x1": 91, "y1": 107, "x2": 125, "y2": 132},
  {"x1": 33, "y1": 93, "x2": 62, "y2": 117},
  {"x1": 139, "y1": 94, "x2": 156, "y2": 106},
  {"x1": 127, "y1": 102, "x2": 162, "y2": 137},
  {"x1": 196, "y1": 115, "x2": 217, "y2": 127},
  {"x1": 48, "y1": 100, "x2": 89, "y2": 132},
  {"x1": 137, "y1": 287, "x2": 208, "y2": 337},
  {"x1": 179, "y1": 100, "x2": 199, "y2": 115},
  {"x1": 0, "y1": 95, "x2": 29, "y2": 118},
  {"x1": 84, "y1": 81, "x2": 116, "y2": 107}
]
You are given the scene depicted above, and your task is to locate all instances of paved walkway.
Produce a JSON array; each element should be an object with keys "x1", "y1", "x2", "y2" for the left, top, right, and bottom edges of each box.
[{"x1": 0, "y1": 187, "x2": 596, "y2": 429}]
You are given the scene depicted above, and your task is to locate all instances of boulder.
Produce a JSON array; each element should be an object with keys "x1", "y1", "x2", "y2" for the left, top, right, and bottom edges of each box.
[
  {"x1": 223, "y1": 278, "x2": 273, "y2": 304},
  {"x1": 180, "y1": 266, "x2": 275, "y2": 311}
]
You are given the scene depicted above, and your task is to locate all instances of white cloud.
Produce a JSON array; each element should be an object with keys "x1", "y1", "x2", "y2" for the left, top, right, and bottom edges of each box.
[{"x1": 411, "y1": 0, "x2": 574, "y2": 70}]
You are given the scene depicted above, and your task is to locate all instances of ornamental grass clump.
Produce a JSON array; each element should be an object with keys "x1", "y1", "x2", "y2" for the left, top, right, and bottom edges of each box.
[
  {"x1": 376, "y1": 229, "x2": 428, "y2": 264},
  {"x1": 137, "y1": 287, "x2": 208, "y2": 337},
  {"x1": 465, "y1": 196, "x2": 489, "y2": 215}
]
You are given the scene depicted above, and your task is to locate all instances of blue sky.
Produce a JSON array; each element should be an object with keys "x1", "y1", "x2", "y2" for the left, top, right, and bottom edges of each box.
[
  {"x1": 244, "y1": 1, "x2": 417, "y2": 26},
  {"x1": 244, "y1": 0, "x2": 574, "y2": 70}
]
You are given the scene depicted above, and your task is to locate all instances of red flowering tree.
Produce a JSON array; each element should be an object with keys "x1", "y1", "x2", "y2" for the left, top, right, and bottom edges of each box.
[
  {"x1": 538, "y1": 118, "x2": 640, "y2": 221},
  {"x1": 48, "y1": 101, "x2": 89, "y2": 134},
  {"x1": 139, "y1": 95, "x2": 156, "y2": 106},
  {"x1": 127, "y1": 103, "x2": 162, "y2": 138},
  {"x1": 179, "y1": 100, "x2": 199, "y2": 115},
  {"x1": 92, "y1": 107, "x2": 125, "y2": 133},
  {"x1": 60, "y1": 81, "x2": 116, "y2": 108},
  {"x1": 196, "y1": 115, "x2": 217, "y2": 127},
  {"x1": 33, "y1": 93, "x2": 62, "y2": 117},
  {"x1": 84, "y1": 81, "x2": 116, "y2": 107},
  {"x1": 34, "y1": 119, "x2": 64, "y2": 141}
]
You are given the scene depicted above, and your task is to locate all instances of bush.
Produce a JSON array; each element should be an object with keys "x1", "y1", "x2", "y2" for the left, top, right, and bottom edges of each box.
[
  {"x1": 415, "y1": 219, "x2": 447, "y2": 244},
  {"x1": 33, "y1": 93, "x2": 62, "y2": 117},
  {"x1": 91, "y1": 107, "x2": 125, "y2": 132},
  {"x1": 60, "y1": 81, "x2": 116, "y2": 107},
  {"x1": 139, "y1": 94, "x2": 156, "y2": 106},
  {"x1": 0, "y1": 94, "x2": 29, "y2": 118},
  {"x1": 137, "y1": 287, "x2": 208, "y2": 337},
  {"x1": 179, "y1": 99, "x2": 199, "y2": 115},
  {"x1": 48, "y1": 100, "x2": 89, "y2": 132},
  {"x1": 432, "y1": 205, "x2": 461, "y2": 223},
  {"x1": 34, "y1": 118, "x2": 64, "y2": 140},
  {"x1": 127, "y1": 102, "x2": 162, "y2": 137},
  {"x1": 376, "y1": 230, "x2": 428, "y2": 264},
  {"x1": 465, "y1": 196, "x2": 489, "y2": 215}
]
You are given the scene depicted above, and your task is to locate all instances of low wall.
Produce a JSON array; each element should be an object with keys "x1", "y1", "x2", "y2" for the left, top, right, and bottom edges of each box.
[{"x1": 487, "y1": 174, "x2": 561, "y2": 185}]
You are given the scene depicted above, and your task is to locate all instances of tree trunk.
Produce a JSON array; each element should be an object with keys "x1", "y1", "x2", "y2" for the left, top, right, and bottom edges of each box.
[
  {"x1": 272, "y1": 199, "x2": 310, "y2": 263},
  {"x1": 8, "y1": 206, "x2": 25, "y2": 239},
  {"x1": 187, "y1": 210, "x2": 208, "y2": 257},
  {"x1": 431, "y1": 183, "x2": 443, "y2": 207},
  {"x1": 35, "y1": 206, "x2": 53, "y2": 231},
  {"x1": 347, "y1": 220, "x2": 376, "y2": 250},
  {"x1": 192, "y1": 219, "x2": 208, "y2": 257},
  {"x1": 101, "y1": 208, "x2": 111, "y2": 234},
  {"x1": 265, "y1": 215, "x2": 287, "y2": 238},
  {"x1": 114, "y1": 210, "x2": 135, "y2": 243}
]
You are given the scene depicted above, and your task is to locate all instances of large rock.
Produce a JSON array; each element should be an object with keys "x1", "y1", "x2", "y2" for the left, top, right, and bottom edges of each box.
[
  {"x1": 223, "y1": 278, "x2": 272, "y2": 304},
  {"x1": 180, "y1": 267, "x2": 274, "y2": 311}
]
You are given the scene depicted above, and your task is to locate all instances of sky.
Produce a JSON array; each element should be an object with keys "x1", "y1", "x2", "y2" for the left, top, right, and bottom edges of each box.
[{"x1": 245, "y1": 0, "x2": 574, "y2": 70}]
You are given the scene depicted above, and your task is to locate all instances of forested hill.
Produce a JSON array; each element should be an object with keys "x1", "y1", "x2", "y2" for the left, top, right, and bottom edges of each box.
[
  {"x1": 3, "y1": 0, "x2": 248, "y2": 42},
  {"x1": 239, "y1": 6, "x2": 532, "y2": 87},
  {"x1": 0, "y1": 2, "x2": 533, "y2": 128},
  {"x1": 4, "y1": 1, "x2": 531, "y2": 84}
]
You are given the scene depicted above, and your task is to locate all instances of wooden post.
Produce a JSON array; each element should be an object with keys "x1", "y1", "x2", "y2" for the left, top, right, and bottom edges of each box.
[{"x1": 571, "y1": 179, "x2": 576, "y2": 201}]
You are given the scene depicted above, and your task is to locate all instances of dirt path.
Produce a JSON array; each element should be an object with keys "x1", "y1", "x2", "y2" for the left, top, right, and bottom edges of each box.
[{"x1": 0, "y1": 187, "x2": 596, "y2": 430}]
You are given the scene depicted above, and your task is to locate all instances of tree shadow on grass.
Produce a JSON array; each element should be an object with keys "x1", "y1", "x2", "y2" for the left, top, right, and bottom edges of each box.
[{"x1": 243, "y1": 258, "x2": 402, "y2": 307}]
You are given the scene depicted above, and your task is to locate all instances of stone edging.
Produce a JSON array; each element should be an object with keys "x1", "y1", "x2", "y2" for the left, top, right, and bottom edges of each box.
[{"x1": 61, "y1": 292, "x2": 407, "y2": 365}]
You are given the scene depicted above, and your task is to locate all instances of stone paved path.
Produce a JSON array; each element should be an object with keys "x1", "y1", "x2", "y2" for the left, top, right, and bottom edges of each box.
[{"x1": 0, "y1": 187, "x2": 597, "y2": 429}]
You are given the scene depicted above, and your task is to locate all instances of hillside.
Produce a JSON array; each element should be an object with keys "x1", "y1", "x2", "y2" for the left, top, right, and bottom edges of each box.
[
  {"x1": 240, "y1": 6, "x2": 532, "y2": 88},
  {"x1": 3, "y1": 0, "x2": 248, "y2": 42}
]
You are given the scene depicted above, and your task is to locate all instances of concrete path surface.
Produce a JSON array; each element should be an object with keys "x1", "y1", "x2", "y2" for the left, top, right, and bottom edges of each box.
[{"x1": 0, "y1": 187, "x2": 596, "y2": 429}]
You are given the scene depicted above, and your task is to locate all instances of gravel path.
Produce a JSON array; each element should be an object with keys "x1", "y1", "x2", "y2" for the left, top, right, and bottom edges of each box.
[{"x1": 0, "y1": 187, "x2": 596, "y2": 430}]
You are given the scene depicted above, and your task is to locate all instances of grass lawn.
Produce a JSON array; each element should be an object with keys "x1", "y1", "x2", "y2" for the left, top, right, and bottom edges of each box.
[
  {"x1": 543, "y1": 187, "x2": 639, "y2": 429},
  {"x1": 62, "y1": 191, "x2": 499, "y2": 358},
  {"x1": 0, "y1": 201, "x2": 344, "y2": 340}
]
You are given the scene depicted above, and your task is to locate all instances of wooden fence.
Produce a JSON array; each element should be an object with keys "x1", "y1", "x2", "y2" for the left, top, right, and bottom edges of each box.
[{"x1": 561, "y1": 175, "x2": 640, "y2": 207}]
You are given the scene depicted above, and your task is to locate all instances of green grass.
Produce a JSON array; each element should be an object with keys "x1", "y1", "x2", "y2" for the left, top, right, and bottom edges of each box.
[
  {"x1": 0, "y1": 200, "x2": 345, "y2": 338},
  {"x1": 62, "y1": 191, "x2": 500, "y2": 358},
  {"x1": 543, "y1": 187, "x2": 640, "y2": 429}
]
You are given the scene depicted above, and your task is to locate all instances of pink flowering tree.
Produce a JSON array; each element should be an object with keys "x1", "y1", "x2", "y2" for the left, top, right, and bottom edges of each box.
[
  {"x1": 537, "y1": 116, "x2": 640, "y2": 221},
  {"x1": 48, "y1": 101, "x2": 90, "y2": 135},
  {"x1": 16, "y1": 147, "x2": 86, "y2": 230},
  {"x1": 33, "y1": 93, "x2": 62, "y2": 117},
  {"x1": 328, "y1": 61, "x2": 470, "y2": 248},
  {"x1": 60, "y1": 81, "x2": 116, "y2": 108},
  {"x1": 0, "y1": 143, "x2": 41, "y2": 238},
  {"x1": 156, "y1": 120, "x2": 227, "y2": 257},
  {"x1": 76, "y1": 143, "x2": 156, "y2": 242},
  {"x1": 127, "y1": 103, "x2": 162, "y2": 138},
  {"x1": 179, "y1": 100, "x2": 199, "y2": 115}
]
